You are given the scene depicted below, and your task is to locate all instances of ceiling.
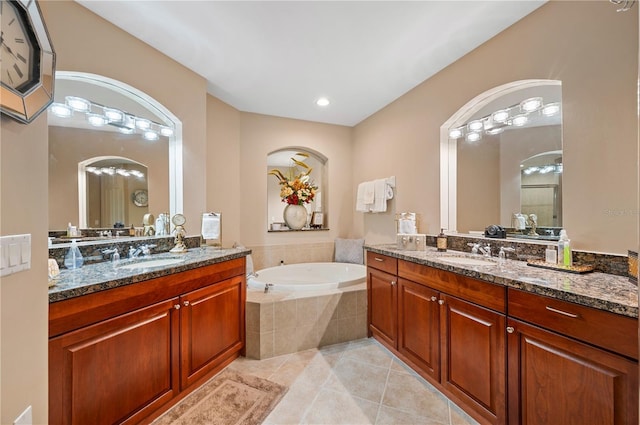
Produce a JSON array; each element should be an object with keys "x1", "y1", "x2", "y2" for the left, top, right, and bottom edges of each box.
[{"x1": 74, "y1": 1, "x2": 545, "y2": 127}]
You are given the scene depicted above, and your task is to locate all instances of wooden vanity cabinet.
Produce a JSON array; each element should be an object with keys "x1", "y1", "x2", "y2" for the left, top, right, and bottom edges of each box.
[
  {"x1": 398, "y1": 260, "x2": 506, "y2": 425},
  {"x1": 49, "y1": 258, "x2": 246, "y2": 425},
  {"x1": 507, "y1": 288, "x2": 638, "y2": 425},
  {"x1": 366, "y1": 251, "x2": 398, "y2": 349}
]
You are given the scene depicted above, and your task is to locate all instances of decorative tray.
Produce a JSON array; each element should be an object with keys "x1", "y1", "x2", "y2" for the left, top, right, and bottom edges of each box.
[{"x1": 527, "y1": 259, "x2": 595, "y2": 274}]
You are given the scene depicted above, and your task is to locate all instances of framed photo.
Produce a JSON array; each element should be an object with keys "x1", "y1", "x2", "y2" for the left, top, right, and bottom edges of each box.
[{"x1": 311, "y1": 212, "x2": 323, "y2": 228}]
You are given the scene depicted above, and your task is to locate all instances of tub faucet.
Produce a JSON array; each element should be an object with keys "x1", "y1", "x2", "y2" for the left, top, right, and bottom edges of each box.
[{"x1": 264, "y1": 283, "x2": 274, "y2": 293}]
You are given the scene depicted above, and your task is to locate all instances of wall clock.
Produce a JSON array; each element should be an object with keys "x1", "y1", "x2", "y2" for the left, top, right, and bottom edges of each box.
[
  {"x1": 0, "y1": 0, "x2": 56, "y2": 123},
  {"x1": 132, "y1": 189, "x2": 148, "y2": 207}
]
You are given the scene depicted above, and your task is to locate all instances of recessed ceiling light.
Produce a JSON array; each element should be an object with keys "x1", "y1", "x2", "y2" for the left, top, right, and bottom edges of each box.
[{"x1": 316, "y1": 97, "x2": 330, "y2": 107}]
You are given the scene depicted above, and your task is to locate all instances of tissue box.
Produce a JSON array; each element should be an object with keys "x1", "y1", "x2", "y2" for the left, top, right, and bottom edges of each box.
[{"x1": 397, "y1": 234, "x2": 426, "y2": 251}]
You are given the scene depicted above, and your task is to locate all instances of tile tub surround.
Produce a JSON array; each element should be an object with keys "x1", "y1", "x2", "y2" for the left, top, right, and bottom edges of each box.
[
  {"x1": 48, "y1": 246, "x2": 251, "y2": 302},
  {"x1": 245, "y1": 284, "x2": 367, "y2": 359},
  {"x1": 366, "y1": 244, "x2": 638, "y2": 318},
  {"x1": 424, "y1": 233, "x2": 629, "y2": 276},
  {"x1": 249, "y1": 242, "x2": 336, "y2": 271}
]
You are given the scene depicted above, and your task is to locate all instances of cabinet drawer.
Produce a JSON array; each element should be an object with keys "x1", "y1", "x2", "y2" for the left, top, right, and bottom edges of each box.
[
  {"x1": 399, "y1": 260, "x2": 506, "y2": 313},
  {"x1": 508, "y1": 288, "x2": 638, "y2": 360},
  {"x1": 367, "y1": 251, "x2": 398, "y2": 275}
]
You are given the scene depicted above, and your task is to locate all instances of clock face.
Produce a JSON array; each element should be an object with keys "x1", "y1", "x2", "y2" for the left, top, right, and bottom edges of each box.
[
  {"x1": 0, "y1": 1, "x2": 39, "y2": 93},
  {"x1": 132, "y1": 189, "x2": 148, "y2": 207},
  {"x1": 172, "y1": 213, "x2": 186, "y2": 227}
]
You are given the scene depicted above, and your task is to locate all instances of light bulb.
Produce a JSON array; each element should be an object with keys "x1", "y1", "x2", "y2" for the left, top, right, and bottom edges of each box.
[
  {"x1": 520, "y1": 97, "x2": 543, "y2": 113},
  {"x1": 449, "y1": 128, "x2": 463, "y2": 139},
  {"x1": 65, "y1": 96, "x2": 91, "y2": 112},
  {"x1": 143, "y1": 130, "x2": 159, "y2": 141},
  {"x1": 87, "y1": 113, "x2": 107, "y2": 127},
  {"x1": 50, "y1": 103, "x2": 72, "y2": 118}
]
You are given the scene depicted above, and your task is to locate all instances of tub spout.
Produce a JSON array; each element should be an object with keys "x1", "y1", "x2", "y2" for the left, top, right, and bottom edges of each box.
[{"x1": 264, "y1": 283, "x2": 274, "y2": 293}]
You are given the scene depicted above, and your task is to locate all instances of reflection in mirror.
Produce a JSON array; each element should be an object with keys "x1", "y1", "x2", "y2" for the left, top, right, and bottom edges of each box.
[
  {"x1": 267, "y1": 148, "x2": 327, "y2": 231},
  {"x1": 81, "y1": 157, "x2": 148, "y2": 228},
  {"x1": 441, "y1": 80, "x2": 562, "y2": 237},
  {"x1": 48, "y1": 72, "x2": 183, "y2": 235}
]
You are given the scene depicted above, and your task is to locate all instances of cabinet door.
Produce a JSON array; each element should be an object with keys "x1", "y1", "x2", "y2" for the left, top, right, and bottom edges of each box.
[
  {"x1": 49, "y1": 298, "x2": 180, "y2": 425},
  {"x1": 398, "y1": 278, "x2": 440, "y2": 381},
  {"x1": 367, "y1": 267, "x2": 397, "y2": 349},
  {"x1": 180, "y1": 276, "x2": 244, "y2": 389},
  {"x1": 440, "y1": 295, "x2": 506, "y2": 425},
  {"x1": 507, "y1": 318, "x2": 638, "y2": 425}
]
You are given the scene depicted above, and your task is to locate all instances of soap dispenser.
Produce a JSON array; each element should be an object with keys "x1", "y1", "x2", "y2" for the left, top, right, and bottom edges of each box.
[
  {"x1": 437, "y1": 229, "x2": 448, "y2": 252},
  {"x1": 64, "y1": 240, "x2": 84, "y2": 270}
]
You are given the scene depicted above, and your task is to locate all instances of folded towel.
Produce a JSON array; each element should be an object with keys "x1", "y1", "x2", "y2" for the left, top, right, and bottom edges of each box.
[
  {"x1": 356, "y1": 182, "x2": 371, "y2": 212},
  {"x1": 362, "y1": 181, "x2": 375, "y2": 204},
  {"x1": 371, "y1": 178, "x2": 391, "y2": 213}
]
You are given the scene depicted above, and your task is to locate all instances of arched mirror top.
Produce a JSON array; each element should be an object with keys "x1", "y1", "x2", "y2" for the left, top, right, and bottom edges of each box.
[
  {"x1": 48, "y1": 71, "x2": 183, "y2": 240},
  {"x1": 441, "y1": 79, "x2": 563, "y2": 239}
]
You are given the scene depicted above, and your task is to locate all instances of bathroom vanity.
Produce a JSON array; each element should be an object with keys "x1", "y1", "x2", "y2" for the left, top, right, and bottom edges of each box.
[
  {"x1": 366, "y1": 246, "x2": 638, "y2": 425},
  {"x1": 48, "y1": 247, "x2": 249, "y2": 425}
]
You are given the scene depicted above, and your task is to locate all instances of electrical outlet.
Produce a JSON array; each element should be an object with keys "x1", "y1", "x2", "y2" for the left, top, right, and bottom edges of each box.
[{"x1": 14, "y1": 405, "x2": 32, "y2": 425}]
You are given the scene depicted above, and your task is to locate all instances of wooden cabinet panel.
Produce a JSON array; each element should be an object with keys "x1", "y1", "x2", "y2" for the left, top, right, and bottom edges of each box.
[
  {"x1": 508, "y1": 288, "x2": 638, "y2": 360},
  {"x1": 49, "y1": 298, "x2": 179, "y2": 425},
  {"x1": 441, "y1": 295, "x2": 506, "y2": 425},
  {"x1": 367, "y1": 267, "x2": 397, "y2": 349},
  {"x1": 399, "y1": 259, "x2": 506, "y2": 313},
  {"x1": 507, "y1": 318, "x2": 638, "y2": 425},
  {"x1": 398, "y1": 278, "x2": 440, "y2": 381},
  {"x1": 366, "y1": 251, "x2": 398, "y2": 275},
  {"x1": 180, "y1": 276, "x2": 244, "y2": 389}
]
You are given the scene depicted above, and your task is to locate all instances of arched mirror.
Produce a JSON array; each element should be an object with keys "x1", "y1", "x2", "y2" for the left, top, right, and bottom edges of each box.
[
  {"x1": 267, "y1": 148, "x2": 327, "y2": 231},
  {"x1": 441, "y1": 80, "x2": 563, "y2": 239},
  {"x1": 48, "y1": 72, "x2": 183, "y2": 236}
]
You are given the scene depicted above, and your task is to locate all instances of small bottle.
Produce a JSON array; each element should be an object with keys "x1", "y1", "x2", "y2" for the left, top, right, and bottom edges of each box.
[
  {"x1": 64, "y1": 240, "x2": 84, "y2": 270},
  {"x1": 558, "y1": 230, "x2": 573, "y2": 268},
  {"x1": 437, "y1": 228, "x2": 447, "y2": 252},
  {"x1": 545, "y1": 244, "x2": 557, "y2": 264},
  {"x1": 129, "y1": 225, "x2": 135, "y2": 236}
]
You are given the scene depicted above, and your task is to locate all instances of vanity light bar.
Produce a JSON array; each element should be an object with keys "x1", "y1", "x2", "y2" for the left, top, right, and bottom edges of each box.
[
  {"x1": 448, "y1": 98, "x2": 561, "y2": 140},
  {"x1": 522, "y1": 163, "x2": 563, "y2": 175},
  {"x1": 50, "y1": 96, "x2": 175, "y2": 140},
  {"x1": 86, "y1": 166, "x2": 145, "y2": 179}
]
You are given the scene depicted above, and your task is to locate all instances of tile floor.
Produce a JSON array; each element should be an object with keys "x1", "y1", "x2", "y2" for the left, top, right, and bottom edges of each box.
[{"x1": 228, "y1": 337, "x2": 479, "y2": 425}]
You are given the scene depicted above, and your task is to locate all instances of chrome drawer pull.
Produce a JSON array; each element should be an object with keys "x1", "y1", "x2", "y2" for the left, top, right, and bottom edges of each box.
[
  {"x1": 374, "y1": 257, "x2": 385, "y2": 262},
  {"x1": 545, "y1": 305, "x2": 579, "y2": 318}
]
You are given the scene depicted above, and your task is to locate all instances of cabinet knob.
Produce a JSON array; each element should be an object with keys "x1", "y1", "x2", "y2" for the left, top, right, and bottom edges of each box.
[
  {"x1": 390, "y1": 280, "x2": 396, "y2": 286},
  {"x1": 183, "y1": 300, "x2": 190, "y2": 307},
  {"x1": 438, "y1": 299, "x2": 444, "y2": 305},
  {"x1": 431, "y1": 296, "x2": 437, "y2": 302},
  {"x1": 174, "y1": 304, "x2": 181, "y2": 310},
  {"x1": 506, "y1": 326, "x2": 514, "y2": 334}
]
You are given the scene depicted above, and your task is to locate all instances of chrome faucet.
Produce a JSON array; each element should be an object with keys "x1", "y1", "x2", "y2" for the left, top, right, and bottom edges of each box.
[
  {"x1": 478, "y1": 243, "x2": 491, "y2": 257},
  {"x1": 102, "y1": 247, "x2": 120, "y2": 262},
  {"x1": 128, "y1": 244, "x2": 156, "y2": 258},
  {"x1": 467, "y1": 242, "x2": 481, "y2": 255},
  {"x1": 498, "y1": 246, "x2": 516, "y2": 261}
]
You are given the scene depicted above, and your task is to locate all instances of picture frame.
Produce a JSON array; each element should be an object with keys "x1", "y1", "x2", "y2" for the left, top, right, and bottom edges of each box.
[{"x1": 311, "y1": 212, "x2": 323, "y2": 228}]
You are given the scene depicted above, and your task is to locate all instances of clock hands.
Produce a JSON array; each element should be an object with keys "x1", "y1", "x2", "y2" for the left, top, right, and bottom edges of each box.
[{"x1": 0, "y1": 31, "x2": 20, "y2": 62}]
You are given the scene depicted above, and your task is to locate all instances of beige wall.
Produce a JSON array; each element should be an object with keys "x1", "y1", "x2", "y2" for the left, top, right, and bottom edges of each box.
[
  {"x1": 237, "y1": 113, "x2": 353, "y2": 248},
  {"x1": 353, "y1": 1, "x2": 638, "y2": 254},
  {"x1": 1, "y1": 115, "x2": 49, "y2": 424}
]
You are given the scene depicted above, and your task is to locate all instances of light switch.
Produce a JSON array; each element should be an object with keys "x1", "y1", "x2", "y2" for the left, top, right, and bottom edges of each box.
[
  {"x1": 0, "y1": 234, "x2": 31, "y2": 277},
  {"x1": 9, "y1": 243, "x2": 20, "y2": 266}
]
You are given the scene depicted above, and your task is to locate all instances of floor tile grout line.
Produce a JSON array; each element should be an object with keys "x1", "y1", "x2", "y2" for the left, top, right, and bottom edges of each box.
[{"x1": 373, "y1": 355, "x2": 394, "y2": 425}]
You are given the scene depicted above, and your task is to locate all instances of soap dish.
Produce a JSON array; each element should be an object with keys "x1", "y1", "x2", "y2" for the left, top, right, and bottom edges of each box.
[{"x1": 527, "y1": 259, "x2": 595, "y2": 274}]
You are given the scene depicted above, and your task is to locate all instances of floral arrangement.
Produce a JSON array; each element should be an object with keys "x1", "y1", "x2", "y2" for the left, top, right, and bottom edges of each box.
[{"x1": 268, "y1": 153, "x2": 318, "y2": 205}]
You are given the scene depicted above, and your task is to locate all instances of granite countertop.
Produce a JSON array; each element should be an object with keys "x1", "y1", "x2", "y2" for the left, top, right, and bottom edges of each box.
[
  {"x1": 48, "y1": 247, "x2": 251, "y2": 303},
  {"x1": 366, "y1": 244, "x2": 638, "y2": 319}
]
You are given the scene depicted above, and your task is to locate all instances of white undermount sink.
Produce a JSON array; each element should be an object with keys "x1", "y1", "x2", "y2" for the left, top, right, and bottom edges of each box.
[
  {"x1": 118, "y1": 257, "x2": 185, "y2": 270},
  {"x1": 438, "y1": 256, "x2": 495, "y2": 266}
]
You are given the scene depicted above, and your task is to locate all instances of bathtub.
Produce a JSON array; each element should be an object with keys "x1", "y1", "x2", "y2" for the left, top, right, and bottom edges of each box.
[{"x1": 247, "y1": 262, "x2": 366, "y2": 292}]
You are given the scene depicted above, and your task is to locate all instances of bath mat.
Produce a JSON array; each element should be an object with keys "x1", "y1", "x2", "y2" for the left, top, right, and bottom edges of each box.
[{"x1": 152, "y1": 368, "x2": 287, "y2": 425}]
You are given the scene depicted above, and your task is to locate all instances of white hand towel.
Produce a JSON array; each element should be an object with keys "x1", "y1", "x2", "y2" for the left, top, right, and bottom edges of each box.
[
  {"x1": 371, "y1": 179, "x2": 389, "y2": 213},
  {"x1": 362, "y1": 181, "x2": 375, "y2": 204},
  {"x1": 202, "y1": 213, "x2": 220, "y2": 240},
  {"x1": 356, "y1": 182, "x2": 371, "y2": 212}
]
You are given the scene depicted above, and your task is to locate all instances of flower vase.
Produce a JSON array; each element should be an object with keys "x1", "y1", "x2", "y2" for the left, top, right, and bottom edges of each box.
[{"x1": 283, "y1": 204, "x2": 308, "y2": 230}]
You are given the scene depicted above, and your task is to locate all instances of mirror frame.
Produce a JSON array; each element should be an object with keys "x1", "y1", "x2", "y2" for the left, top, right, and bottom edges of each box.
[
  {"x1": 440, "y1": 79, "x2": 562, "y2": 233},
  {"x1": 53, "y1": 71, "x2": 183, "y2": 228}
]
